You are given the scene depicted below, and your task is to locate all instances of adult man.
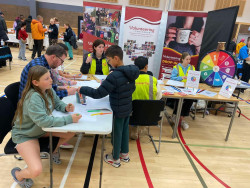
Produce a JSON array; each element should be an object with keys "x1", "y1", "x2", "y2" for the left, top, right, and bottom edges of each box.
[
  {"x1": 0, "y1": 11, "x2": 8, "y2": 46},
  {"x1": 238, "y1": 37, "x2": 250, "y2": 83},
  {"x1": 31, "y1": 15, "x2": 47, "y2": 59},
  {"x1": 130, "y1": 56, "x2": 162, "y2": 139},
  {"x1": 19, "y1": 44, "x2": 77, "y2": 99}
]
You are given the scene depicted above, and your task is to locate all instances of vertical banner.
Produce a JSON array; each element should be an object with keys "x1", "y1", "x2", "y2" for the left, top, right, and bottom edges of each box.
[
  {"x1": 123, "y1": 7, "x2": 162, "y2": 72},
  {"x1": 159, "y1": 12, "x2": 207, "y2": 79},
  {"x1": 83, "y1": 2, "x2": 122, "y2": 52}
]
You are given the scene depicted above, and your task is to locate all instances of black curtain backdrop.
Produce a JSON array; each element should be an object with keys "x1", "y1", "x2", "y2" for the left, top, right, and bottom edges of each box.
[{"x1": 199, "y1": 6, "x2": 239, "y2": 60}]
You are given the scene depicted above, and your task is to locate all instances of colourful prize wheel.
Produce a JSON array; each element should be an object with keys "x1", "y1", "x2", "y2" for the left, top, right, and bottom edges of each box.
[{"x1": 198, "y1": 50, "x2": 236, "y2": 87}]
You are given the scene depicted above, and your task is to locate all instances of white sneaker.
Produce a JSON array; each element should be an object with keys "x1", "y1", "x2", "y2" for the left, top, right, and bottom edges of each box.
[{"x1": 181, "y1": 121, "x2": 189, "y2": 130}]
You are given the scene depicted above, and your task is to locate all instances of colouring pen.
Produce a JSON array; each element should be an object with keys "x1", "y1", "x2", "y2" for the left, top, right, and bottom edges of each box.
[{"x1": 87, "y1": 110, "x2": 101, "y2": 112}]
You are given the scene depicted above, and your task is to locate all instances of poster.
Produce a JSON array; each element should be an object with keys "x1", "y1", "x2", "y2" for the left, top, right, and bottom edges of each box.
[
  {"x1": 123, "y1": 7, "x2": 162, "y2": 71},
  {"x1": 219, "y1": 78, "x2": 238, "y2": 98},
  {"x1": 186, "y1": 70, "x2": 201, "y2": 88},
  {"x1": 82, "y1": 2, "x2": 122, "y2": 52},
  {"x1": 159, "y1": 12, "x2": 208, "y2": 79}
]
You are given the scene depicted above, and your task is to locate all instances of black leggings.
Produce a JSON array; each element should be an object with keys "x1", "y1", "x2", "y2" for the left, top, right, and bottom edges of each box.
[{"x1": 173, "y1": 99, "x2": 194, "y2": 117}]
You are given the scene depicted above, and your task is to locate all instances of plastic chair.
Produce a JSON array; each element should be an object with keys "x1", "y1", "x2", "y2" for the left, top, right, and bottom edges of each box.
[{"x1": 129, "y1": 100, "x2": 165, "y2": 154}]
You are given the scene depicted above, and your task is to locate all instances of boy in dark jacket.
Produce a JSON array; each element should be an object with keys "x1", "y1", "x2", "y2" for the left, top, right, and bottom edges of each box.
[{"x1": 78, "y1": 45, "x2": 139, "y2": 168}]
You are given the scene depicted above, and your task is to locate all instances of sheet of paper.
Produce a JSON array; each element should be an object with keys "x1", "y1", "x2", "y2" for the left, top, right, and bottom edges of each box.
[
  {"x1": 94, "y1": 75, "x2": 107, "y2": 80},
  {"x1": 186, "y1": 70, "x2": 201, "y2": 89},
  {"x1": 219, "y1": 78, "x2": 238, "y2": 98},
  {"x1": 157, "y1": 80, "x2": 164, "y2": 85},
  {"x1": 74, "y1": 80, "x2": 100, "y2": 88},
  {"x1": 164, "y1": 86, "x2": 179, "y2": 93},
  {"x1": 180, "y1": 88, "x2": 196, "y2": 95},
  {"x1": 166, "y1": 80, "x2": 184, "y2": 87},
  {"x1": 85, "y1": 96, "x2": 112, "y2": 111},
  {"x1": 74, "y1": 75, "x2": 88, "y2": 80},
  {"x1": 199, "y1": 90, "x2": 217, "y2": 97}
]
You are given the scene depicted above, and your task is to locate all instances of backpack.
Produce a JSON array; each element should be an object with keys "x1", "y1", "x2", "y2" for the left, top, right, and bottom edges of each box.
[{"x1": 69, "y1": 30, "x2": 78, "y2": 49}]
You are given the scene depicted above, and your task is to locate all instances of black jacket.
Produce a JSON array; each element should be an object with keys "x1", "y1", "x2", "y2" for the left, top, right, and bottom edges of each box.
[
  {"x1": 63, "y1": 27, "x2": 73, "y2": 42},
  {"x1": 0, "y1": 16, "x2": 8, "y2": 41},
  {"x1": 80, "y1": 53, "x2": 107, "y2": 75},
  {"x1": 80, "y1": 65, "x2": 140, "y2": 118},
  {"x1": 48, "y1": 24, "x2": 58, "y2": 39},
  {"x1": 25, "y1": 17, "x2": 32, "y2": 33}
]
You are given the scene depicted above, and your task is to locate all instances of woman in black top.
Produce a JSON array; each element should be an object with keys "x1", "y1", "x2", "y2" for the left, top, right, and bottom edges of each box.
[{"x1": 63, "y1": 24, "x2": 73, "y2": 60}]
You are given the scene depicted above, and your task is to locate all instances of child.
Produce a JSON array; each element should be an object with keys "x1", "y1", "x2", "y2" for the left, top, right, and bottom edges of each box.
[
  {"x1": 51, "y1": 68, "x2": 77, "y2": 87},
  {"x1": 11, "y1": 65, "x2": 82, "y2": 187},
  {"x1": 170, "y1": 52, "x2": 195, "y2": 130},
  {"x1": 18, "y1": 22, "x2": 28, "y2": 61},
  {"x1": 77, "y1": 45, "x2": 139, "y2": 167}
]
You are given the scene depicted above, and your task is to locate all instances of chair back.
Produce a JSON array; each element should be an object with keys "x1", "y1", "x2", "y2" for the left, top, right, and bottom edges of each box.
[
  {"x1": 129, "y1": 100, "x2": 165, "y2": 126},
  {"x1": 0, "y1": 97, "x2": 15, "y2": 144},
  {"x1": 4, "y1": 82, "x2": 20, "y2": 110}
]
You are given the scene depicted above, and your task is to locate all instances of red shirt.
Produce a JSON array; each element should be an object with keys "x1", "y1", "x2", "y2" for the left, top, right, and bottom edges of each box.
[{"x1": 18, "y1": 29, "x2": 28, "y2": 40}]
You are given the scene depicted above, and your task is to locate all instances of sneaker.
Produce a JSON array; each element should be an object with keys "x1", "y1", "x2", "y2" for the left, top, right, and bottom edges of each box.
[
  {"x1": 181, "y1": 121, "x2": 189, "y2": 130},
  {"x1": 120, "y1": 153, "x2": 130, "y2": 163},
  {"x1": 11, "y1": 167, "x2": 34, "y2": 187},
  {"x1": 22, "y1": 58, "x2": 27, "y2": 61},
  {"x1": 68, "y1": 57, "x2": 73, "y2": 60},
  {"x1": 52, "y1": 152, "x2": 61, "y2": 165},
  {"x1": 104, "y1": 154, "x2": 121, "y2": 168},
  {"x1": 60, "y1": 143, "x2": 74, "y2": 149}
]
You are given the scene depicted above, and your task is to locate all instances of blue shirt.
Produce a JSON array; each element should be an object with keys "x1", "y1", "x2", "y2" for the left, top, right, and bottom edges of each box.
[
  {"x1": 19, "y1": 55, "x2": 68, "y2": 99},
  {"x1": 170, "y1": 63, "x2": 192, "y2": 81},
  {"x1": 238, "y1": 45, "x2": 249, "y2": 60}
]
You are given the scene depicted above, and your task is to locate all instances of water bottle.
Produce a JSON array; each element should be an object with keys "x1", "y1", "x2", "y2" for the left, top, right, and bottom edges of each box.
[{"x1": 238, "y1": 73, "x2": 242, "y2": 85}]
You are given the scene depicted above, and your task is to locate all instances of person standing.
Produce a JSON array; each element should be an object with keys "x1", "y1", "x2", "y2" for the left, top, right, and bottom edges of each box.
[
  {"x1": 0, "y1": 11, "x2": 8, "y2": 46},
  {"x1": 48, "y1": 18, "x2": 58, "y2": 46},
  {"x1": 63, "y1": 24, "x2": 73, "y2": 60},
  {"x1": 236, "y1": 39, "x2": 246, "y2": 55},
  {"x1": 25, "y1": 15, "x2": 33, "y2": 51},
  {"x1": 18, "y1": 22, "x2": 28, "y2": 61},
  {"x1": 228, "y1": 38, "x2": 236, "y2": 55},
  {"x1": 238, "y1": 37, "x2": 250, "y2": 83},
  {"x1": 31, "y1": 15, "x2": 47, "y2": 59}
]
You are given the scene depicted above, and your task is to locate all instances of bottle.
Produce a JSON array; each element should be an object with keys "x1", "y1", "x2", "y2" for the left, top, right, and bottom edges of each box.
[{"x1": 238, "y1": 73, "x2": 242, "y2": 85}]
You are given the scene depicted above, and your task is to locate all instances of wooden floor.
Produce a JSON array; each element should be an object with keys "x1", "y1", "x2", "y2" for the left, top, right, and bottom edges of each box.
[{"x1": 0, "y1": 47, "x2": 250, "y2": 188}]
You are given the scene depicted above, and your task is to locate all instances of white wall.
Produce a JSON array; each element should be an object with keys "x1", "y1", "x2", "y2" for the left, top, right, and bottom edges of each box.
[{"x1": 36, "y1": 0, "x2": 250, "y2": 23}]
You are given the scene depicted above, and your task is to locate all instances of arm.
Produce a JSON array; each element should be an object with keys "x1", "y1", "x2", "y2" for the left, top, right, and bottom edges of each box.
[
  {"x1": 79, "y1": 73, "x2": 116, "y2": 99},
  {"x1": 170, "y1": 68, "x2": 183, "y2": 81},
  {"x1": 52, "y1": 84, "x2": 68, "y2": 98},
  {"x1": 38, "y1": 23, "x2": 47, "y2": 33},
  {"x1": 52, "y1": 89, "x2": 68, "y2": 112},
  {"x1": 80, "y1": 55, "x2": 91, "y2": 74},
  {"x1": 28, "y1": 93, "x2": 72, "y2": 128},
  {"x1": 3, "y1": 20, "x2": 7, "y2": 33}
]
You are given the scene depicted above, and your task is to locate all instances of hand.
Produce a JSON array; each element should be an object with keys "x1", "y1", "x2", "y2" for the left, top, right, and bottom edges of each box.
[
  {"x1": 65, "y1": 103, "x2": 75, "y2": 112},
  {"x1": 165, "y1": 27, "x2": 177, "y2": 46},
  {"x1": 182, "y1": 76, "x2": 187, "y2": 79},
  {"x1": 77, "y1": 87, "x2": 81, "y2": 93},
  {"x1": 67, "y1": 87, "x2": 77, "y2": 95},
  {"x1": 188, "y1": 30, "x2": 203, "y2": 47},
  {"x1": 71, "y1": 113, "x2": 82, "y2": 123},
  {"x1": 71, "y1": 81, "x2": 77, "y2": 85},
  {"x1": 75, "y1": 74, "x2": 82, "y2": 78},
  {"x1": 86, "y1": 56, "x2": 92, "y2": 64}
]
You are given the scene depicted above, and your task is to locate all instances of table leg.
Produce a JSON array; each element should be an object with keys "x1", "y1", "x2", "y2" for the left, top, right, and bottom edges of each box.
[
  {"x1": 172, "y1": 98, "x2": 183, "y2": 138},
  {"x1": 49, "y1": 132, "x2": 53, "y2": 188},
  {"x1": 99, "y1": 135, "x2": 105, "y2": 188},
  {"x1": 225, "y1": 101, "x2": 238, "y2": 141}
]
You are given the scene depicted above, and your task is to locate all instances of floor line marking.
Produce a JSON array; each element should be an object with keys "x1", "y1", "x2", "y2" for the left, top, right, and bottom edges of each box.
[
  {"x1": 178, "y1": 126, "x2": 231, "y2": 188},
  {"x1": 59, "y1": 134, "x2": 82, "y2": 188}
]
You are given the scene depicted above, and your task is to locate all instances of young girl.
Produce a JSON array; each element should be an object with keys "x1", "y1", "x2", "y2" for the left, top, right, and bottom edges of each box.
[
  {"x1": 18, "y1": 22, "x2": 28, "y2": 61},
  {"x1": 11, "y1": 65, "x2": 82, "y2": 187},
  {"x1": 170, "y1": 52, "x2": 195, "y2": 130}
]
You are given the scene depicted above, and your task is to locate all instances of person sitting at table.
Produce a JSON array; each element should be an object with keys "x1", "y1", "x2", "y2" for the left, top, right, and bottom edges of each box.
[
  {"x1": 170, "y1": 52, "x2": 195, "y2": 130},
  {"x1": 11, "y1": 65, "x2": 82, "y2": 187},
  {"x1": 80, "y1": 39, "x2": 110, "y2": 75},
  {"x1": 130, "y1": 56, "x2": 162, "y2": 139}
]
